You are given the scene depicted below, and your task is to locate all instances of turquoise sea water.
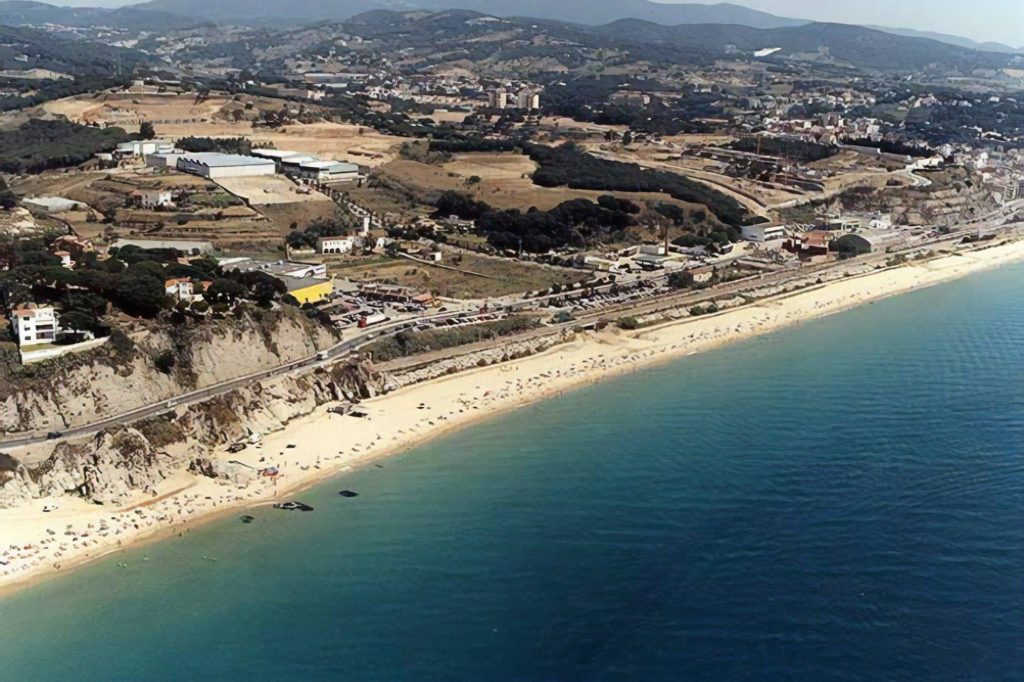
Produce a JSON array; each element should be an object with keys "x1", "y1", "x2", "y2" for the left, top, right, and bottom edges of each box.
[{"x1": 2, "y1": 263, "x2": 1023, "y2": 681}]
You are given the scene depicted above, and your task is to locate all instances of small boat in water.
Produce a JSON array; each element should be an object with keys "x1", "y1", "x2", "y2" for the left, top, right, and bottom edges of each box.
[
  {"x1": 338, "y1": 490, "x2": 359, "y2": 498},
  {"x1": 273, "y1": 501, "x2": 314, "y2": 512},
  {"x1": 241, "y1": 515, "x2": 256, "y2": 523}
]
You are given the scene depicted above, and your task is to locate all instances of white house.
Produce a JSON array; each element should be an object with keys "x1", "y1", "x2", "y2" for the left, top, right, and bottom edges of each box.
[
  {"x1": 136, "y1": 190, "x2": 174, "y2": 209},
  {"x1": 10, "y1": 303, "x2": 59, "y2": 346},
  {"x1": 164, "y1": 278, "x2": 196, "y2": 302},
  {"x1": 317, "y1": 236, "x2": 355, "y2": 254}
]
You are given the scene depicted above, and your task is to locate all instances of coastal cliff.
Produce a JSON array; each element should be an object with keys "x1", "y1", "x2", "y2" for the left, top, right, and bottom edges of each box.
[
  {"x1": 0, "y1": 361, "x2": 388, "y2": 508},
  {"x1": 0, "y1": 306, "x2": 338, "y2": 435}
]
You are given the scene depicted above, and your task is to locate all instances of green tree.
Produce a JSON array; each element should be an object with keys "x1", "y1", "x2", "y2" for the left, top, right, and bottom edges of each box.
[
  {"x1": 154, "y1": 350, "x2": 176, "y2": 373},
  {"x1": 59, "y1": 309, "x2": 100, "y2": 337},
  {"x1": 667, "y1": 271, "x2": 695, "y2": 290},
  {"x1": 112, "y1": 267, "x2": 166, "y2": 317},
  {"x1": 139, "y1": 121, "x2": 156, "y2": 139},
  {"x1": 0, "y1": 176, "x2": 16, "y2": 210},
  {"x1": 204, "y1": 278, "x2": 246, "y2": 303}
]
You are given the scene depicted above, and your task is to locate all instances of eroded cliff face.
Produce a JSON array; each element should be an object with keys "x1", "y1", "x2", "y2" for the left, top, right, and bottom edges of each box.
[
  {"x1": 0, "y1": 307, "x2": 338, "y2": 434},
  {"x1": 0, "y1": 318, "x2": 569, "y2": 509},
  {"x1": 0, "y1": 361, "x2": 389, "y2": 508},
  {"x1": 827, "y1": 173, "x2": 995, "y2": 227}
]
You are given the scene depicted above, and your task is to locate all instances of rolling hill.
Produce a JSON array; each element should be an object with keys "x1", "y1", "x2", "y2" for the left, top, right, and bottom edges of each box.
[
  {"x1": 132, "y1": 0, "x2": 805, "y2": 28},
  {"x1": 340, "y1": 11, "x2": 1017, "y2": 74},
  {"x1": 0, "y1": 0, "x2": 197, "y2": 31}
]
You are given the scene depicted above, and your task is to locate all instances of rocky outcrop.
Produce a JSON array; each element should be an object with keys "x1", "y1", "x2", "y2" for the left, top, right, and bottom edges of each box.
[
  {"x1": 145, "y1": 360, "x2": 389, "y2": 449},
  {"x1": 825, "y1": 172, "x2": 995, "y2": 227},
  {"x1": 0, "y1": 429, "x2": 174, "y2": 507}
]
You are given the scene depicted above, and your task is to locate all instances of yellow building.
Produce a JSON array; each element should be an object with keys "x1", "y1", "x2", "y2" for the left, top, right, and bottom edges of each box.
[{"x1": 284, "y1": 276, "x2": 333, "y2": 304}]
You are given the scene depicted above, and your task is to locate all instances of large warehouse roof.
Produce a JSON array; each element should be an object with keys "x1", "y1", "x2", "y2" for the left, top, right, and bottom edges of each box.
[
  {"x1": 178, "y1": 153, "x2": 275, "y2": 168},
  {"x1": 252, "y1": 149, "x2": 303, "y2": 160},
  {"x1": 299, "y1": 160, "x2": 359, "y2": 172}
]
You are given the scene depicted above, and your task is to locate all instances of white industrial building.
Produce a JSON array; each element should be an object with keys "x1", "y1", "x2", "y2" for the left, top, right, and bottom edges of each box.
[
  {"x1": 176, "y1": 153, "x2": 276, "y2": 179},
  {"x1": 279, "y1": 156, "x2": 318, "y2": 174},
  {"x1": 297, "y1": 160, "x2": 361, "y2": 182},
  {"x1": 252, "y1": 149, "x2": 312, "y2": 171},
  {"x1": 116, "y1": 139, "x2": 174, "y2": 157},
  {"x1": 252, "y1": 149, "x2": 302, "y2": 161},
  {"x1": 144, "y1": 152, "x2": 187, "y2": 169},
  {"x1": 229, "y1": 259, "x2": 328, "y2": 279},
  {"x1": 741, "y1": 223, "x2": 787, "y2": 244}
]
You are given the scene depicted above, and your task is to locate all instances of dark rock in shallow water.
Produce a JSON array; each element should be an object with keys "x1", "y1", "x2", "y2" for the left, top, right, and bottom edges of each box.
[
  {"x1": 273, "y1": 501, "x2": 314, "y2": 512},
  {"x1": 338, "y1": 490, "x2": 359, "y2": 498}
]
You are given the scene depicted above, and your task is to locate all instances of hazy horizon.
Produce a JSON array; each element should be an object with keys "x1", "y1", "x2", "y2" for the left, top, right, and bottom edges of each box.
[{"x1": 36, "y1": 0, "x2": 1024, "y2": 48}]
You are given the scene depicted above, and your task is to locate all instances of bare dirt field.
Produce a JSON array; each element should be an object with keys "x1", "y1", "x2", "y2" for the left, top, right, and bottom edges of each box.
[
  {"x1": 42, "y1": 92, "x2": 235, "y2": 128},
  {"x1": 539, "y1": 116, "x2": 628, "y2": 135},
  {"x1": 41, "y1": 93, "x2": 406, "y2": 167},
  {"x1": 214, "y1": 175, "x2": 333, "y2": 206},
  {"x1": 412, "y1": 110, "x2": 471, "y2": 124},
  {"x1": 256, "y1": 202, "x2": 346, "y2": 232},
  {"x1": 330, "y1": 250, "x2": 585, "y2": 299}
]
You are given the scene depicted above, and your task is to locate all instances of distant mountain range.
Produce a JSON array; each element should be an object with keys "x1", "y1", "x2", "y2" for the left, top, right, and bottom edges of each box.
[
  {"x1": 0, "y1": 0, "x2": 197, "y2": 31},
  {"x1": 0, "y1": 0, "x2": 1017, "y2": 60},
  {"x1": 335, "y1": 10, "x2": 1016, "y2": 73},
  {"x1": 131, "y1": 0, "x2": 806, "y2": 28},
  {"x1": 866, "y1": 26, "x2": 1021, "y2": 54}
]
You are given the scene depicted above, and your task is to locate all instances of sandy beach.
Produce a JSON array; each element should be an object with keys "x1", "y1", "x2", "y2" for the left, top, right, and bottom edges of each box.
[{"x1": 4, "y1": 238, "x2": 1024, "y2": 595}]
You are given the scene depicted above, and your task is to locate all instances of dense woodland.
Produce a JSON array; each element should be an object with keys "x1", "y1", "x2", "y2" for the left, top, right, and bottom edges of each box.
[
  {"x1": 542, "y1": 76, "x2": 722, "y2": 135},
  {"x1": 726, "y1": 137, "x2": 838, "y2": 163},
  {"x1": 436, "y1": 192, "x2": 643, "y2": 253},
  {"x1": 0, "y1": 120, "x2": 128, "y2": 174},
  {"x1": 525, "y1": 144, "x2": 757, "y2": 227},
  {"x1": 176, "y1": 136, "x2": 253, "y2": 154},
  {"x1": 0, "y1": 239, "x2": 298, "y2": 345}
]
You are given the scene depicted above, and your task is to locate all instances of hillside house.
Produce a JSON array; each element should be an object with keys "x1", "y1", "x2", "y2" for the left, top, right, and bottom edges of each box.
[{"x1": 9, "y1": 303, "x2": 59, "y2": 346}]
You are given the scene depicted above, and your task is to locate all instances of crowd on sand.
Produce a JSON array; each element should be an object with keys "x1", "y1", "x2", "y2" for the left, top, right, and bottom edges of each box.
[{"x1": 4, "y1": 239, "x2": 1024, "y2": 592}]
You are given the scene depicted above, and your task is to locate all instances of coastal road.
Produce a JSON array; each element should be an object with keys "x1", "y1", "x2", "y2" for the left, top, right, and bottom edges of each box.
[
  {"x1": 0, "y1": 311, "x2": 468, "y2": 450},
  {"x1": 3, "y1": 220, "x2": 1018, "y2": 451}
]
